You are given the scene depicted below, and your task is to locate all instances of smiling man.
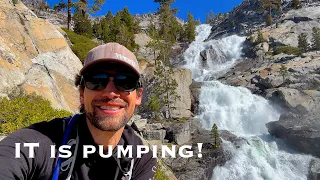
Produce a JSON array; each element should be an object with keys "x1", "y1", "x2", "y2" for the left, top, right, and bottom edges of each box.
[{"x1": 0, "y1": 43, "x2": 156, "y2": 180}]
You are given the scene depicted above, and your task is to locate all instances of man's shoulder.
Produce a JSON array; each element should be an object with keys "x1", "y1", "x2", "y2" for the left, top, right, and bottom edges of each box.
[{"x1": 123, "y1": 125, "x2": 144, "y2": 146}]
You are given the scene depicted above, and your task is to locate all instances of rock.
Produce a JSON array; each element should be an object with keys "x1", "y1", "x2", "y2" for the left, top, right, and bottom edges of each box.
[
  {"x1": 142, "y1": 129, "x2": 166, "y2": 141},
  {"x1": 308, "y1": 158, "x2": 320, "y2": 180},
  {"x1": 266, "y1": 112, "x2": 320, "y2": 158},
  {"x1": 146, "y1": 123, "x2": 163, "y2": 130},
  {"x1": 199, "y1": 49, "x2": 227, "y2": 64},
  {"x1": 0, "y1": 136, "x2": 5, "y2": 141},
  {"x1": 170, "y1": 68, "x2": 192, "y2": 119},
  {"x1": 190, "y1": 80, "x2": 203, "y2": 114},
  {"x1": 173, "y1": 128, "x2": 231, "y2": 180},
  {"x1": 269, "y1": 87, "x2": 319, "y2": 114},
  {"x1": 132, "y1": 119, "x2": 147, "y2": 130},
  {"x1": 165, "y1": 120, "x2": 192, "y2": 145},
  {"x1": 262, "y1": 42, "x2": 269, "y2": 53},
  {"x1": 0, "y1": 1, "x2": 82, "y2": 112}
]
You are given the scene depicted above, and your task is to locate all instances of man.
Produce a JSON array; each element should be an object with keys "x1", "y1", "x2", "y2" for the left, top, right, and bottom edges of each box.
[{"x1": 0, "y1": 43, "x2": 156, "y2": 180}]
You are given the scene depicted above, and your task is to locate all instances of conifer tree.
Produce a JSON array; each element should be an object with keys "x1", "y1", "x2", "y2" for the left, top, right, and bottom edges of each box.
[
  {"x1": 206, "y1": 10, "x2": 214, "y2": 23},
  {"x1": 73, "y1": 10, "x2": 93, "y2": 38},
  {"x1": 260, "y1": 0, "x2": 281, "y2": 25},
  {"x1": 292, "y1": 0, "x2": 301, "y2": 9},
  {"x1": 279, "y1": 64, "x2": 288, "y2": 82},
  {"x1": 312, "y1": 27, "x2": 320, "y2": 50},
  {"x1": 298, "y1": 33, "x2": 309, "y2": 53},
  {"x1": 266, "y1": 14, "x2": 272, "y2": 26},
  {"x1": 185, "y1": 11, "x2": 196, "y2": 42},
  {"x1": 211, "y1": 123, "x2": 220, "y2": 149},
  {"x1": 149, "y1": 41, "x2": 179, "y2": 119}
]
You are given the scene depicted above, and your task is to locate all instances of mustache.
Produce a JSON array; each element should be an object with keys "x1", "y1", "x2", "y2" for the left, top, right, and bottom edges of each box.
[{"x1": 92, "y1": 98, "x2": 127, "y2": 106}]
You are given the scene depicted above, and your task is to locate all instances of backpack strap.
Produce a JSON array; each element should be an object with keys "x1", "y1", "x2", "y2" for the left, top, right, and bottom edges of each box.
[{"x1": 52, "y1": 114, "x2": 80, "y2": 180}]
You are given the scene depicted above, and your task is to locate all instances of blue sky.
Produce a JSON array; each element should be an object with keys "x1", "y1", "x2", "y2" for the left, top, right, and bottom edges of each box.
[{"x1": 47, "y1": 0, "x2": 243, "y2": 23}]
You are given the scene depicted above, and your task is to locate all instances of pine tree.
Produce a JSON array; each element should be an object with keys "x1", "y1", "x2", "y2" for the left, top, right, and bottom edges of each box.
[
  {"x1": 260, "y1": 0, "x2": 281, "y2": 25},
  {"x1": 312, "y1": 27, "x2": 320, "y2": 50},
  {"x1": 298, "y1": 33, "x2": 309, "y2": 53},
  {"x1": 292, "y1": 0, "x2": 301, "y2": 9},
  {"x1": 73, "y1": 10, "x2": 93, "y2": 38},
  {"x1": 211, "y1": 123, "x2": 220, "y2": 149},
  {"x1": 266, "y1": 14, "x2": 272, "y2": 26},
  {"x1": 279, "y1": 64, "x2": 288, "y2": 82},
  {"x1": 256, "y1": 30, "x2": 265, "y2": 44},
  {"x1": 206, "y1": 10, "x2": 214, "y2": 23},
  {"x1": 185, "y1": 11, "x2": 196, "y2": 42},
  {"x1": 150, "y1": 41, "x2": 180, "y2": 119}
]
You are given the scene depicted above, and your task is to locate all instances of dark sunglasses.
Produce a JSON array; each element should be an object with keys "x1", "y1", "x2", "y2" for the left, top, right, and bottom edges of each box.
[{"x1": 81, "y1": 73, "x2": 140, "y2": 92}]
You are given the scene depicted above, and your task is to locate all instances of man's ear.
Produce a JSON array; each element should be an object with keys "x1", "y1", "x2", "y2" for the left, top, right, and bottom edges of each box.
[{"x1": 135, "y1": 88, "x2": 143, "y2": 106}]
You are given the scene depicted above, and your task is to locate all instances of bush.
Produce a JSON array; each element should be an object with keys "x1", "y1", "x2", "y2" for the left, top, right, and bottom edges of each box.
[
  {"x1": 154, "y1": 161, "x2": 170, "y2": 180},
  {"x1": 273, "y1": 46, "x2": 301, "y2": 55},
  {"x1": 0, "y1": 93, "x2": 72, "y2": 135},
  {"x1": 61, "y1": 28, "x2": 98, "y2": 63},
  {"x1": 12, "y1": 0, "x2": 18, "y2": 5}
]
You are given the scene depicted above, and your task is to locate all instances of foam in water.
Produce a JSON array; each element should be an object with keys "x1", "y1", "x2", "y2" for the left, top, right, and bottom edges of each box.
[
  {"x1": 182, "y1": 24, "x2": 312, "y2": 180},
  {"x1": 199, "y1": 81, "x2": 279, "y2": 136},
  {"x1": 183, "y1": 24, "x2": 246, "y2": 81}
]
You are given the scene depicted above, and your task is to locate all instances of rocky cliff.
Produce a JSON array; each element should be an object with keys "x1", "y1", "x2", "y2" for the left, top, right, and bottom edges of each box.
[
  {"x1": 0, "y1": 0, "x2": 82, "y2": 112},
  {"x1": 216, "y1": 3, "x2": 320, "y2": 159}
]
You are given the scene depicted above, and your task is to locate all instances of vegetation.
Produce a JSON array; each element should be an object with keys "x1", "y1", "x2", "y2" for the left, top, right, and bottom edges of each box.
[
  {"x1": 259, "y1": 0, "x2": 281, "y2": 25},
  {"x1": 73, "y1": 10, "x2": 93, "y2": 38},
  {"x1": 312, "y1": 27, "x2": 320, "y2": 51},
  {"x1": 12, "y1": 0, "x2": 18, "y2": 5},
  {"x1": 273, "y1": 46, "x2": 301, "y2": 55},
  {"x1": 206, "y1": 10, "x2": 214, "y2": 23},
  {"x1": 150, "y1": 42, "x2": 180, "y2": 119},
  {"x1": 298, "y1": 33, "x2": 309, "y2": 53},
  {"x1": 266, "y1": 15, "x2": 272, "y2": 26},
  {"x1": 185, "y1": 12, "x2": 196, "y2": 42},
  {"x1": 0, "y1": 93, "x2": 72, "y2": 135},
  {"x1": 291, "y1": 0, "x2": 301, "y2": 9},
  {"x1": 154, "y1": 161, "x2": 170, "y2": 180},
  {"x1": 279, "y1": 64, "x2": 288, "y2": 82},
  {"x1": 255, "y1": 30, "x2": 266, "y2": 44},
  {"x1": 211, "y1": 123, "x2": 220, "y2": 149},
  {"x1": 62, "y1": 28, "x2": 98, "y2": 63}
]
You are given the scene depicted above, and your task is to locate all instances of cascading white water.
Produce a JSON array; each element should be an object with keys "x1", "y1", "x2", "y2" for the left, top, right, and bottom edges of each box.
[
  {"x1": 183, "y1": 24, "x2": 312, "y2": 180},
  {"x1": 183, "y1": 24, "x2": 246, "y2": 81}
]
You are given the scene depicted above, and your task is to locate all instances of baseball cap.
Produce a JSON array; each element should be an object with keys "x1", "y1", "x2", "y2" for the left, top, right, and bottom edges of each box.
[{"x1": 80, "y1": 42, "x2": 140, "y2": 76}]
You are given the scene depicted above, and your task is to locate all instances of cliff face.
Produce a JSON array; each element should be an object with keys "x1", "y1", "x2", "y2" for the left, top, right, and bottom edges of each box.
[{"x1": 0, "y1": 0, "x2": 82, "y2": 112}]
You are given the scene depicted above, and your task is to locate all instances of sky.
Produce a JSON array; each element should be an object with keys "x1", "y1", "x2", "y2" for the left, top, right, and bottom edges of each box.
[{"x1": 47, "y1": 0, "x2": 243, "y2": 23}]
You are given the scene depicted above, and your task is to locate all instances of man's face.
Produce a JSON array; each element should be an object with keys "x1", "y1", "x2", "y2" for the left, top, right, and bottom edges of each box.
[{"x1": 80, "y1": 66, "x2": 142, "y2": 132}]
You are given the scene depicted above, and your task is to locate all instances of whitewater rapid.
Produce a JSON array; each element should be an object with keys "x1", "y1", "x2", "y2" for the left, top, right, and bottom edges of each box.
[{"x1": 183, "y1": 24, "x2": 312, "y2": 180}]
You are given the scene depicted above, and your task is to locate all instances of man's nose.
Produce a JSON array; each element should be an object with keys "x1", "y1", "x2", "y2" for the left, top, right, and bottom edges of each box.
[{"x1": 101, "y1": 77, "x2": 120, "y2": 98}]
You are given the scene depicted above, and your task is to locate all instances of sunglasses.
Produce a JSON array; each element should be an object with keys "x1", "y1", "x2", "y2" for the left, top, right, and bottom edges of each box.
[{"x1": 81, "y1": 73, "x2": 140, "y2": 92}]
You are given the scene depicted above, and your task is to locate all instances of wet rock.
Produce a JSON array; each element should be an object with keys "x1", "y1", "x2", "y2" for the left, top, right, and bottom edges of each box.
[
  {"x1": 308, "y1": 158, "x2": 320, "y2": 180},
  {"x1": 266, "y1": 112, "x2": 320, "y2": 158}
]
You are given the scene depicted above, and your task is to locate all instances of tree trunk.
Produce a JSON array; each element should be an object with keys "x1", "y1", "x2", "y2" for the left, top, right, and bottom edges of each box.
[{"x1": 67, "y1": 0, "x2": 71, "y2": 30}]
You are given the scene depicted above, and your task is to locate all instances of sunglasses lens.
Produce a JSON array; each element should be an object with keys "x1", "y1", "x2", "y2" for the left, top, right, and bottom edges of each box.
[
  {"x1": 114, "y1": 74, "x2": 139, "y2": 92},
  {"x1": 83, "y1": 73, "x2": 139, "y2": 92}
]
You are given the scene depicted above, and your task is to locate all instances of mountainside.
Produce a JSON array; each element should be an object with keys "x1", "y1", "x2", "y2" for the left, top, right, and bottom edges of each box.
[{"x1": 0, "y1": 0, "x2": 82, "y2": 112}]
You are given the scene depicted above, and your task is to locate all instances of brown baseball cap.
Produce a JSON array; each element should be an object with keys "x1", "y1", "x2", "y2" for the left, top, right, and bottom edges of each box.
[{"x1": 80, "y1": 42, "x2": 140, "y2": 76}]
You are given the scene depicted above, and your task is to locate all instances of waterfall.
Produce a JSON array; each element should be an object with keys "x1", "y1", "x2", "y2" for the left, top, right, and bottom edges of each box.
[{"x1": 183, "y1": 24, "x2": 312, "y2": 180}]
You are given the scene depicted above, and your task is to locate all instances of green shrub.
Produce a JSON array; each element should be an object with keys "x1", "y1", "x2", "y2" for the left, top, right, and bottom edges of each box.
[
  {"x1": 12, "y1": 0, "x2": 18, "y2": 5},
  {"x1": 0, "y1": 93, "x2": 72, "y2": 135},
  {"x1": 266, "y1": 15, "x2": 272, "y2": 26},
  {"x1": 273, "y1": 46, "x2": 301, "y2": 55},
  {"x1": 154, "y1": 161, "x2": 170, "y2": 180},
  {"x1": 61, "y1": 28, "x2": 98, "y2": 63}
]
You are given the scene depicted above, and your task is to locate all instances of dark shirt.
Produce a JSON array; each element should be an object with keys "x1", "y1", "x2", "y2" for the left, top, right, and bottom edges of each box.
[{"x1": 0, "y1": 114, "x2": 156, "y2": 180}]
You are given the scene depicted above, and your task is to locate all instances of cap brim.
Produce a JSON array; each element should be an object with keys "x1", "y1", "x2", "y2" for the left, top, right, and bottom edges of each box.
[{"x1": 80, "y1": 58, "x2": 140, "y2": 77}]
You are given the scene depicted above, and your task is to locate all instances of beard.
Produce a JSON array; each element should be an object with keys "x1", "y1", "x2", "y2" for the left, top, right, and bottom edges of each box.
[{"x1": 85, "y1": 98, "x2": 129, "y2": 132}]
